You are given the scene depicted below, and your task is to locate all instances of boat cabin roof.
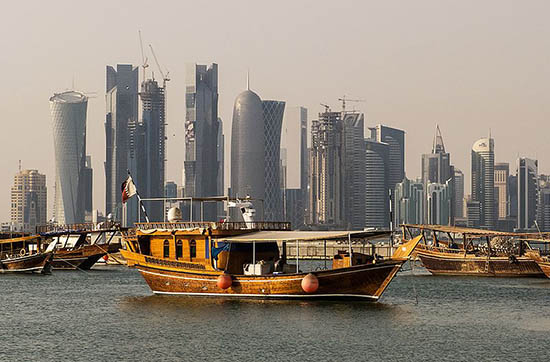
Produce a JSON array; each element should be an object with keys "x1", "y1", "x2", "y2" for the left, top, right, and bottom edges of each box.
[
  {"x1": 402, "y1": 224, "x2": 550, "y2": 239},
  {"x1": 214, "y1": 230, "x2": 390, "y2": 243},
  {"x1": 0, "y1": 235, "x2": 40, "y2": 245}
]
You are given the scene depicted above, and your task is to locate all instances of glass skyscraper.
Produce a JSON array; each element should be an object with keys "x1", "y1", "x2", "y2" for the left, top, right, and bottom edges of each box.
[
  {"x1": 50, "y1": 90, "x2": 89, "y2": 224},
  {"x1": 471, "y1": 137, "x2": 495, "y2": 229}
]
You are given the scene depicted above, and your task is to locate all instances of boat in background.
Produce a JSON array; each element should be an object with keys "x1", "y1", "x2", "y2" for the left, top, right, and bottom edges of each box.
[
  {"x1": 402, "y1": 224, "x2": 547, "y2": 277},
  {"x1": 121, "y1": 198, "x2": 421, "y2": 301},
  {"x1": 0, "y1": 234, "x2": 53, "y2": 273},
  {"x1": 37, "y1": 223, "x2": 122, "y2": 270}
]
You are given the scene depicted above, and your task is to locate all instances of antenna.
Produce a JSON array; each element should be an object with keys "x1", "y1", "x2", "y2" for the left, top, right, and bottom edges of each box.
[
  {"x1": 18, "y1": 160, "x2": 21, "y2": 172},
  {"x1": 247, "y1": 68, "x2": 250, "y2": 90}
]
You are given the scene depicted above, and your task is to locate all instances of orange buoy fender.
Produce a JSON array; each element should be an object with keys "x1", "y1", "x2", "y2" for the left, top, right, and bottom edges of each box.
[
  {"x1": 301, "y1": 273, "x2": 319, "y2": 293},
  {"x1": 103, "y1": 255, "x2": 109, "y2": 262},
  {"x1": 217, "y1": 274, "x2": 232, "y2": 289}
]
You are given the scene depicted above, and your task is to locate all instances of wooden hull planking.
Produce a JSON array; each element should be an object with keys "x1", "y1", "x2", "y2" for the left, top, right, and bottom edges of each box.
[
  {"x1": 52, "y1": 244, "x2": 108, "y2": 270},
  {"x1": 131, "y1": 257, "x2": 405, "y2": 301},
  {"x1": 0, "y1": 252, "x2": 53, "y2": 274},
  {"x1": 417, "y1": 251, "x2": 545, "y2": 277}
]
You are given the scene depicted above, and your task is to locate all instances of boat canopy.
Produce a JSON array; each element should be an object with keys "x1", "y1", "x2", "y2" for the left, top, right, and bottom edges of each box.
[
  {"x1": 402, "y1": 224, "x2": 550, "y2": 239},
  {"x1": 214, "y1": 230, "x2": 390, "y2": 243},
  {"x1": 0, "y1": 235, "x2": 41, "y2": 245}
]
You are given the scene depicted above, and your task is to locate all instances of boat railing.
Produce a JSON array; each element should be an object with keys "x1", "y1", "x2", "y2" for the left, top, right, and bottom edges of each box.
[
  {"x1": 418, "y1": 244, "x2": 464, "y2": 254},
  {"x1": 135, "y1": 221, "x2": 291, "y2": 231}
]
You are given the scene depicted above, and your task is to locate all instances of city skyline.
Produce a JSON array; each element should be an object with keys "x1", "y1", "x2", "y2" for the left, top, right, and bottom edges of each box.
[{"x1": 1, "y1": 1, "x2": 550, "y2": 221}]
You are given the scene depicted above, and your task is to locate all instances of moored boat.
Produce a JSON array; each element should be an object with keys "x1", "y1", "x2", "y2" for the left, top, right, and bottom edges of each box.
[
  {"x1": 0, "y1": 235, "x2": 53, "y2": 274},
  {"x1": 403, "y1": 224, "x2": 546, "y2": 277},
  {"x1": 121, "y1": 214, "x2": 420, "y2": 301}
]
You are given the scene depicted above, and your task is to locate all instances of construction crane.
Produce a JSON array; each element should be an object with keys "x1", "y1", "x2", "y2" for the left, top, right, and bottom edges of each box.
[
  {"x1": 138, "y1": 30, "x2": 149, "y2": 81},
  {"x1": 320, "y1": 103, "x2": 331, "y2": 113},
  {"x1": 149, "y1": 44, "x2": 170, "y2": 88},
  {"x1": 338, "y1": 95, "x2": 365, "y2": 113}
]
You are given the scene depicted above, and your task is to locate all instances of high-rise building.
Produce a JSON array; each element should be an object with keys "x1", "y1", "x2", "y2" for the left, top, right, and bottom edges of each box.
[
  {"x1": 426, "y1": 180, "x2": 453, "y2": 225},
  {"x1": 50, "y1": 90, "x2": 89, "y2": 224},
  {"x1": 129, "y1": 78, "x2": 167, "y2": 222},
  {"x1": 231, "y1": 88, "x2": 265, "y2": 218},
  {"x1": 421, "y1": 126, "x2": 454, "y2": 224},
  {"x1": 216, "y1": 117, "x2": 225, "y2": 219},
  {"x1": 262, "y1": 100, "x2": 285, "y2": 221},
  {"x1": 164, "y1": 181, "x2": 178, "y2": 219},
  {"x1": 466, "y1": 199, "x2": 481, "y2": 228},
  {"x1": 494, "y1": 163, "x2": 509, "y2": 219},
  {"x1": 365, "y1": 138, "x2": 390, "y2": 229},
  {"x1": 281, "y1": 106, "x2": 308, "y2": 228},
  {"x1": 454, "y1": 169, "x2": 464, "y2": 219},
  {"x1": 517, "y1": 157, "x2": 538, "y2": 231},
  {"x1": 471, "y1": 137, "x2": 495, "y2": 229},
  {"x1": 105, "y1": 64, "x2": 139, "y2": 224},
  {"x1": 184, "y1": 64, "x2": 221, "y2": 221},
  {"x1": 369, "y1": 125, "x2": 405, "y2": 190},
  {"x1": 83, "y1": 156, "x2": 93, "y2": 222},
  {"x1": 308, "y1": 111, "x2": 344, "y2": 226},
  {"x1": 394, "y1": 178, "x2": 424, "y2": 226},
  {"x1": 10, "y1": 169, "x2": 47, "y2": 232},
  {"x1": 421, "y1": 126, "x2": 452, "y2": 186},
  {"x1": 342, "y1": 112, "x2": 366, "y2": 229},
  {"x1": 537, "y1": 175, "x2": 550, "y2": 232}
]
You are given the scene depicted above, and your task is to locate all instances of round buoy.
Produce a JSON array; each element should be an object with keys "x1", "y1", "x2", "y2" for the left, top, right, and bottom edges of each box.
[
  {"x1": 217, "y1": 274, "x2": 232, "y2": 289},
  {"x1": 19, "y1": 248, "x2": 26, "y2": 257},
  {"x1": 301, "y1": 273, "x2": 319, "y2": 293},
  {"x1": 103, "y1": 254, "x2": 109, "y2": 262}
]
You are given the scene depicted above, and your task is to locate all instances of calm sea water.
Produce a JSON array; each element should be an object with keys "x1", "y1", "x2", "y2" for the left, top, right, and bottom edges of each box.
[{"x1": 1, "y1": 263, "x2": 549, "y2": 362}]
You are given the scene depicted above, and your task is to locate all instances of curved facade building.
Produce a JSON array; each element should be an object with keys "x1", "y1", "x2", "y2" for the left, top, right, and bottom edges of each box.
[
  {"x1": 231, "y1": 90, "x2": 265, "y2": 216},
  {"x1": 50, "y1": 91, "x2": 88, "y2": 224}
]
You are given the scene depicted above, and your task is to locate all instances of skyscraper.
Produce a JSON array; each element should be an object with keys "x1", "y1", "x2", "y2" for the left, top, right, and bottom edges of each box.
[
  {"x1": 537, "y1": 175, "x2": 550, "y2": 232},
  {"x1": 262, "y1": 100, "x2": 285, "y2": 221},
  {"x1": 421, "y1": 126, "x2": 454, "y2": 224},
  {"x1": 50, "y1": 90, "x2": 89, "y2": 224},
  {"x1": 365, "y1": 138, "x2": 390, "y2": 229},
  {"x1": 426, "y1": 180, "x2": 453, "y2": 225},
  {"x1": 471, "y1": 137, "x2": 495, "y2": 229},
  {"x1": 281, "y1": 106, "x2": 308, "y2": 228},
  {"x1": 105, "y1": 64, "x2": 139, "y2": 223},
  {"x1": 342, "y1": 112, "x2": 366, "y2": 229},
  {"x1": 308, "y1": 111, "x2": 344, "y2": 226},
  {"x1": 494, "y1": 163, "x2": 509, "y2": 219},
  {"x1": 184, "y1": 64, "x2": 221, "y2": 221},
  {"x1": 369, "y1": 125, "x2": 405, "y2": 190},
  {"x1": 83, "y1": 156, "x2": 93, "y2": 222},
  {"x1": 10, "y1": 169, "x2": 47, "y2": 232},
  {"x1": 394, "y1": 177, "x2": 424, "y2": 225},
  {"x1": 454, "y1": 169, "x2": 464, "y2": 219},
  {"x1": 517, "y1": 157, "x2": 538, "y2": 231},
  {"x1": 135, "y1": 78, "x2": 166, "y2": 222},
  {"x1": 231, "y1": 88, "x2": 265, "y2": 217}
]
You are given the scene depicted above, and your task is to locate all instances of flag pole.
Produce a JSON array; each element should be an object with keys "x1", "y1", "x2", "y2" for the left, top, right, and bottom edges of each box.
[{"x1": 127, "y1": 170, "x2": 150, "y2": 223}]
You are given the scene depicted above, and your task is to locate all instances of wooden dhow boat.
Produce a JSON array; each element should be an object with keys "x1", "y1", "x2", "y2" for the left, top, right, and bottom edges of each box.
[
  {"x1": 121, "y1": 219, "x2": 420, "y2": 301},
  {"x1": 0, "y1": 234, "x2": 53, "y2": 273},
  {"x1": 402, "y1": 224, "x2": 546, "y2": 277},
  {"x1": 38, "y1": 223, "x2": 122, "y2": 270}
]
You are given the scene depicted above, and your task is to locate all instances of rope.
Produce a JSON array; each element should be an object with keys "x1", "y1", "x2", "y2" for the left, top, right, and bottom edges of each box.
[{"x1": 406, "y1": 258, "x2": 419, "y2": 305}]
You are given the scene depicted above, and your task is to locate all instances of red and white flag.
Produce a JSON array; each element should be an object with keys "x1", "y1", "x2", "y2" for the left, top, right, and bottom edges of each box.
[{"x1": 121, "y1": 175, "x2": 137, "y2": 203}]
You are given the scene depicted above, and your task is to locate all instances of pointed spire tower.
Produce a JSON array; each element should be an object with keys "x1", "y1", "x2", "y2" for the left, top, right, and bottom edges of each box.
[{"x1": 432, "y1": 124, "x2": 446, "y2": 154}]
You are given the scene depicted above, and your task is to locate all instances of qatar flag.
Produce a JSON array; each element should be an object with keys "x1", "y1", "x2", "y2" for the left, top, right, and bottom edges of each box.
[{"x1": 121, "y1": 176, "x2": 137, "y2": 203}]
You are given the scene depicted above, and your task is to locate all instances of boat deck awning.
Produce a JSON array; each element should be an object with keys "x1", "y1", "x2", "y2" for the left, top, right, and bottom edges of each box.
[{"x1": 214, "y1": 230, "x2": 390, "y2": 243}]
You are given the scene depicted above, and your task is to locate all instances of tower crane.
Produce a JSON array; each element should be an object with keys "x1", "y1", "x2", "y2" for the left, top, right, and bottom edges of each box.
[
  {"x1": 149, "y1": 44, "x2": 170, "y2": 88},
  {"x1": 138, "y1": 30, "x2": 149, "y2": 81},
  {"x1": 338, "y1": 95, "x2": 365, "y2": 113},
  {"x1": 320, "y1": 103, "x2": 331, "y2": 113}
]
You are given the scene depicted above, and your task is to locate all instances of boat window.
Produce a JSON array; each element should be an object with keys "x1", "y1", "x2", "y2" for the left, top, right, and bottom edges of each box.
[
  {"x1": 163, "y1": 240, "x2": 169, "y2": 258},
  {"x1": 176, "y1": 240, "x2": 183, "y2": 259},
  {"x1": 189, "y1": 240, "x2": 196, "y2": 259}
]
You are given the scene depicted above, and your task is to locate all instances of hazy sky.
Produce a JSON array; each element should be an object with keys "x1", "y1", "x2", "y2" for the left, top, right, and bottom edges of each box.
[{"x1": 1, "y1": 0, "x2": 549, "y2": 221}]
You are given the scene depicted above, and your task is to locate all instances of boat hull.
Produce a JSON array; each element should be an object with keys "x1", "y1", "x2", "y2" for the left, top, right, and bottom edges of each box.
[
  {"x1": 52, "y1": 244, "x2": 108, "y2": 270},
  {"x1": 134, "y1": 259, "x2": 405, "y2": 301},
  {"x1": 417, "y1": 251, "x2": 545, "y2": 277},
  {"x1": 0, "y1": 252, "x2": 53, "y2": 274}
]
